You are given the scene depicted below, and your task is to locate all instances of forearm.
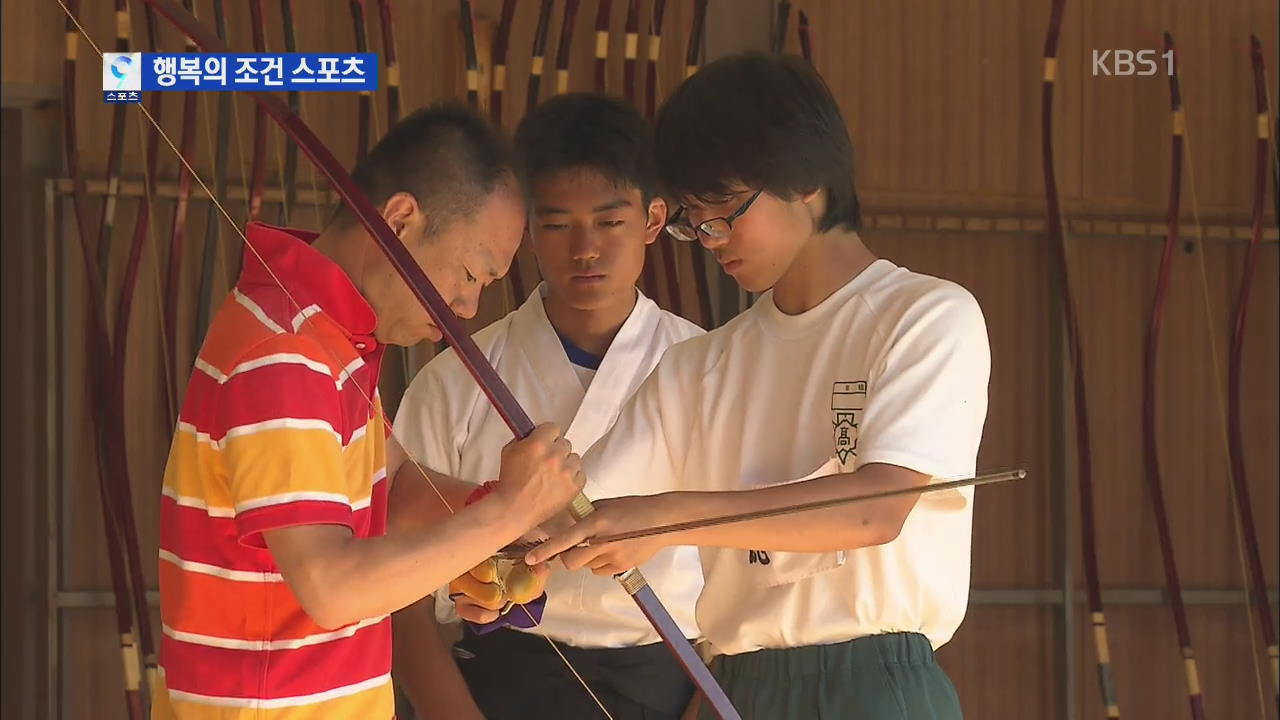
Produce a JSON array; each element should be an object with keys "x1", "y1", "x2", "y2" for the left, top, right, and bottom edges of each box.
[
  {"x1": 278, "y1": 422, "x2": 584, "y2": 628},
  {"x1": 386, "y1": 461, "x2": 480, "y2": 534},
  {"x1": 393, "y1": 597, "x2": 483, "y2": 720},
  {"x1": 278, "y1": 499, "x2": 525, "y2": 629},
  {"x1": 659, "y1": 464, "x2": 928, "y2": 553}
]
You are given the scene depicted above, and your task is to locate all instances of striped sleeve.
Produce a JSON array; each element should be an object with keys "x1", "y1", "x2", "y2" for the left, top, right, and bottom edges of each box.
[{"x1": 214, "y1": 334, "x2": 352, "y2": 548}]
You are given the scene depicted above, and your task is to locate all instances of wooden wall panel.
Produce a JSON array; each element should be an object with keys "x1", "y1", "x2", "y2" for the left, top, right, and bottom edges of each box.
[
  {"x1": 1068, "y1": 234, "x2": 1279, "y2": 589},
  {"x1": 48, "y1": 185, "x2": 172, "y2": 600},
  {"x1": 59, "y1": 610, "x2": 125, "y2": 720},
  {"x1": 12, "y1": 3, "x2": 1277, "y2": 217},
  {"x1": 1, "y1": 105, "x2": 55, "y2": 720},
  {"x1": 1074, "y1": 605, "x2": 1279, "y2": 720},
  {"x1": 1190, "y1": 606, "x2": 1280, "y2": 720},
  {"x1": 59, "y1": 608, "x2": 162, "y2": 720},
  {"x1": 0, "y1": 0, "x2": 61, "y2": 88},
  {"x1": 937, "y1": 607, "x2": 1060, "y2": 719},
  {"x1": 792, "y1": 0, "x2": 1059, "y2": 213},
  {"x1": 790, "y1": 0, "x2": 1278, "y2": 220}
]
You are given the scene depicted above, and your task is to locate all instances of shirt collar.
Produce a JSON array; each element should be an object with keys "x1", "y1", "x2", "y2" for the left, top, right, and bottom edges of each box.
[{"x1": 237, "y1": 222, "x2": 379, "y2": 342}]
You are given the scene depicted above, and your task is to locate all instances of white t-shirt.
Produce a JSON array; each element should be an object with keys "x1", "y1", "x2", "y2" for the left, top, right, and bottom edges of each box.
[
  {"x1": 394, "y1": 285, "x2": 706, "y2": 648},
  {"x1": 582, "y1": 259, "x2": 991, "y2": 655}
]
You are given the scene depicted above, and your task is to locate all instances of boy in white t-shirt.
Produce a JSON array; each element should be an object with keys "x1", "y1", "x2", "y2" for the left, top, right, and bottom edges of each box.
[{"x1": 525, "y1": 52, "x2": 991, "y2": 719}]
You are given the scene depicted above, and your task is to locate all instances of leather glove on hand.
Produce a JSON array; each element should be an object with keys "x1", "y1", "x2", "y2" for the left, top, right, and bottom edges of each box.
[
  {"x1": 449, "y1": 558, "x2": 550, "y2": 633},
  {"x1": 449, "y1": 482, "x2": 550, "y2": 633}
]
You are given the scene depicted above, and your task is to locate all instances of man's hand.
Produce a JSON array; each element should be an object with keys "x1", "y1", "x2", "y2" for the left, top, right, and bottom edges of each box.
[
  {"x1": 492, "y1": 423, "x2": 585, "y2": 530},
  {"x1": 449, "y1": 559, "x2": 552, "y2": 624},
  {"x1": 524, "y1": 495, "x2": 673, "y2": 576}
]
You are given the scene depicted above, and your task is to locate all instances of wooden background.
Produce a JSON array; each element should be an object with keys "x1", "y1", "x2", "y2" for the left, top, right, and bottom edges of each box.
[{"x1": 1, "y1": 0, "x2": 1277, "y2": 718}]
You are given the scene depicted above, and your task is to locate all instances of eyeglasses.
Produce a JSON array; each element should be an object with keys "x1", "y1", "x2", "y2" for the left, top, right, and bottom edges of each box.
[{"x1": 664, "y1": 189, "x2": 762, "y2": 243}]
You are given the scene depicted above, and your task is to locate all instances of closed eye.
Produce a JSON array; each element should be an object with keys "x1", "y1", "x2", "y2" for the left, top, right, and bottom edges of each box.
[
  {"x1": 464, "y1": 267, "x2": 477, "y2": 283},
  {"x1": 540, "y1": 223, "x2": 569, "y2": 231}
]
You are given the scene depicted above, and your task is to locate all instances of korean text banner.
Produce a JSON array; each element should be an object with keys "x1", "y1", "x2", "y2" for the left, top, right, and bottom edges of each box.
[{"x1": 137, "y1": 53, "x2": 379, "y2": 91}]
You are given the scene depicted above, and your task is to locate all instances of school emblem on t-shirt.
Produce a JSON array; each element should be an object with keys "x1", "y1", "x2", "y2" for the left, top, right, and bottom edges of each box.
[{"x1": 832, "y1": 381, "x2": 866, "y2": 464}]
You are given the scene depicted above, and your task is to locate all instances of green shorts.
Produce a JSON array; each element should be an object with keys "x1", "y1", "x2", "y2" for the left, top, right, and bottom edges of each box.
[{"x1": 699, "y1": 632, "x2": 962, "y2": 720}]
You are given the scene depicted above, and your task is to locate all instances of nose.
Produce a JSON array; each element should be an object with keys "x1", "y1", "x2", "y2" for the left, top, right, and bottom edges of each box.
[
  {"x1": 450, "y1": 286, "x2": 480, "y2": 320},
  {"x1": 699, "y1": 231, "x2": 729, "y2": 251},
  {"x1": 569, "y1": 225, "x2": 602, "y2": 262}
]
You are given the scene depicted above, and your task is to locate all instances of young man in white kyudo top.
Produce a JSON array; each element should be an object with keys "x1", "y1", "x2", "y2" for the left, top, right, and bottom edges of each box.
[{"x1": 391, "y1": 93, "x2": 705, "y2": 720}]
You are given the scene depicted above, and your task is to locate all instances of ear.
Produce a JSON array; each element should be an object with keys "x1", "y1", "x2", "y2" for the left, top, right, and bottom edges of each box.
[
  {"x1": 382, "y1": 191, "x2": 422, "y2": 239},
  {"x1": 644, "y1": 196, "x2": 668, "y2": 247},
  {"x1": 800, "y1": 187, "x2": 825, "y2": 225}
]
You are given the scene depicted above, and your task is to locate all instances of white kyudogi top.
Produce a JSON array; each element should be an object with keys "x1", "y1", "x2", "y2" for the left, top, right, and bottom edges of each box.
[
  {"x1": 582, "y1": 259, "x2": 991, "y2": 656},
  {"x1": 394, "y1": 284, "x2": 706, "y2": 648}
]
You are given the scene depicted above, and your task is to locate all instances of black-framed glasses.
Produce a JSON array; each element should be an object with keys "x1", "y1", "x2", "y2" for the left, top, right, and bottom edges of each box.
[{"x1": 664, "y1": 189, "x2": 762, "y2": 243}]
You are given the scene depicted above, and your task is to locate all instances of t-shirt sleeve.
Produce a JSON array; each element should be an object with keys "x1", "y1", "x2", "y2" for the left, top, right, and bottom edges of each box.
[
  {"x1": 215, "y1": 335, "x2": 353, "y2": 548},
  {"x1": 582, "y1": 350, "x2": 690, "y2": 499},
  {"x1": 855, "y1": 284, "x2": 991, "y2": 481}
]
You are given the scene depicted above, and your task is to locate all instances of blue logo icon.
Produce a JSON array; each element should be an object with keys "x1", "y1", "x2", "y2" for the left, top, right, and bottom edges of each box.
[
  {"x1": 110, "y1": 56, "x2": 133, "y2": 88},
  {"x1": 103, "y1": 52, "x2": 142, "y2": 92}
]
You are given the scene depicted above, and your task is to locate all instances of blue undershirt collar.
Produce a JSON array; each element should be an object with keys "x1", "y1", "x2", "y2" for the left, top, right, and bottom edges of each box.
[{"x1": 556, "y1": 331, "x2": 603, "y2": 370}]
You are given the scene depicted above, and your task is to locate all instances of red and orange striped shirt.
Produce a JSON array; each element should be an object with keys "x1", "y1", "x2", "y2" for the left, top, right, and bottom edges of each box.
[{"x1": 153, "y1": 223, "x2": 393, "y2": 719}]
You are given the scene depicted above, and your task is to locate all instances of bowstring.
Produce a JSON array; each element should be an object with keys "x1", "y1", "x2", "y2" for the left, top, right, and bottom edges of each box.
[
  {"x1": 57, "y1": 4, "x2": 615, "y2": 715},
  {"x1": 514, "y1": 604, "x2": 613, "y2": 717}
]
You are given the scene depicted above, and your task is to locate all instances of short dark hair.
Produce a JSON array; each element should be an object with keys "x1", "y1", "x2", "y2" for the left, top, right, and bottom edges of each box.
[
  {"x1": 335, "y1": 103, "x2": 519, "y2": 238},
  {"x1": 513, "y1": 93, "x2": 660, "y2": 203},
  {"x1": 654, "y1": 52, "x2": 861, "y2": 232}
]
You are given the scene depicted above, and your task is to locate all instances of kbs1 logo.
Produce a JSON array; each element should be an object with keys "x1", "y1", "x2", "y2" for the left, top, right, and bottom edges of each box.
[{"x1": 1092, "y1": 49, "x2": 1175, "y2": 76}]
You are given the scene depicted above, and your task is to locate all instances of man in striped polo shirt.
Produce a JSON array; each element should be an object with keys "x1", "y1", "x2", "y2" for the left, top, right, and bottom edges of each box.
[{"x1": 152, "y1": 104, "x2": 586, "y2": 719}]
